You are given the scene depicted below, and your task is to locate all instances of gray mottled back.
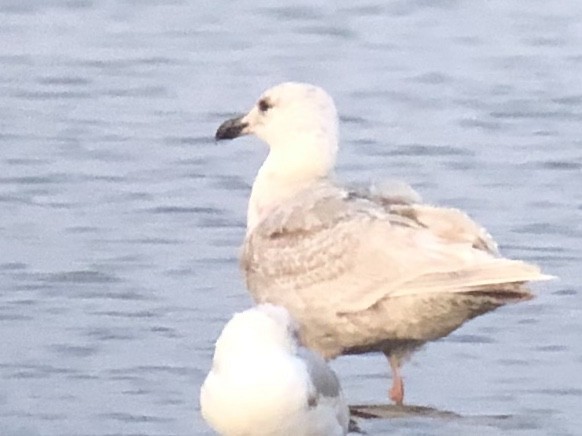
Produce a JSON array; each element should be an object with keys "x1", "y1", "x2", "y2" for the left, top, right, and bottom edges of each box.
[{"x1": 241, "y1": 176, "x2": 546, "y2": 360}]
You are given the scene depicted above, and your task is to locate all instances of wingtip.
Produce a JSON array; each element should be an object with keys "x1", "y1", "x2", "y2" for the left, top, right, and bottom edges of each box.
[{"x1": 537, "y1": 273, "x2": 558, "y2": 281}]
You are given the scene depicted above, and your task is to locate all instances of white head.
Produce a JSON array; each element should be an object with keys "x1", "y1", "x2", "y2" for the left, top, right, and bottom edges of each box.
[
  {"x1": 213, "y1": 304, "x2": 300, "y2": 364},
  {"x1": 215, "y1": 82, "x2": 339, "y2": 180},
  {"x1": 216, "y1": 83, "x2": 340, "y2": 230}
]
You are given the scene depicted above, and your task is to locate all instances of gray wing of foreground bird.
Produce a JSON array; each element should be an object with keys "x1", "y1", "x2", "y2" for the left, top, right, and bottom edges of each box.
[
  {"x1": 298, "y1": 346, "x2": 343, "y2": 400},
  {"x1": 215, "y1": 82, "x2": 553, "y2": 405}
]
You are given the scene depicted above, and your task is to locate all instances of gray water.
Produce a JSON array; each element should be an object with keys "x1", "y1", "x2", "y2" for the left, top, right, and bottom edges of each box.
[{"x1": 0, "y1": 1, "x2": 581, "y2": 435}]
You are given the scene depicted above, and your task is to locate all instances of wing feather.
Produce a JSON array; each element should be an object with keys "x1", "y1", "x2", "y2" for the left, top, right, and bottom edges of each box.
[{"x1": 242, "y1": 183, "x2": 550, "y2": 315}]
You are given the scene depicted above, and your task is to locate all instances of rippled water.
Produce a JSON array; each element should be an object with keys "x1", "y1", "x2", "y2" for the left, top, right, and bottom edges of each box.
[{"x1": 0, "y1": 1, "x2": 580, "y2": 435}]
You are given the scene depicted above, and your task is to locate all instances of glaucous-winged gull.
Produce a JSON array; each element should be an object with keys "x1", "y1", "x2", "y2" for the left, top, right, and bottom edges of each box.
[
  {"x1": 214, "y1": 82, "x2": 552, "y2": 404},
  {"x1": 200, "y1": 304, "x2": 350, "y2": 436}
]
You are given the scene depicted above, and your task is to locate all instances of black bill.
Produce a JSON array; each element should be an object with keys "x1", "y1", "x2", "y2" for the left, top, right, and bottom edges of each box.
[{"x1": 215, "y1": 115, "x2": 249, "y2": 141}]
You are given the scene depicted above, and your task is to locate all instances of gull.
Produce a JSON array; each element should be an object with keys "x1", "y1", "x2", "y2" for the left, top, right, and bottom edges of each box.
[
  {"x1": 214, "y1": 82, "x2": 552, "y2": 405},
  {"x1": 200, "y1": 304, "x2": 350, "y2": 436}
]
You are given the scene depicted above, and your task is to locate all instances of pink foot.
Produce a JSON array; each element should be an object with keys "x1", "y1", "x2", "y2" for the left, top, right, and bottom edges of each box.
[
  {"x1": 389, "y1": 376, "x2": 404, "y2": 405},
  {"x1": 388, "y1": 355, "x2": 405, "y2": 405}
]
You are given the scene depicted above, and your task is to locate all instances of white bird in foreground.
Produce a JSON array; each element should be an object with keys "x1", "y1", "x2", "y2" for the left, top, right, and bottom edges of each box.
[
  {"x1": 214, "y1": 82, "x2": 552, "y2": 405},
  {"x1": 200, "y1": 304, "x2": 350, "y2": 436}
]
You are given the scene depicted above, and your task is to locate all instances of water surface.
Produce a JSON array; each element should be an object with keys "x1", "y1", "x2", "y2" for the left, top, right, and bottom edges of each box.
[{"x1": 1, "y1": 1, "x2": 581, "y2": 435}]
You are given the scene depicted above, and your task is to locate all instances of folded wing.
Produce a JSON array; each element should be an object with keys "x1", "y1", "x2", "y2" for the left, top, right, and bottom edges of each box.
[{"x1": 242, "y1": 182, "x2": 551, "y2": 315}]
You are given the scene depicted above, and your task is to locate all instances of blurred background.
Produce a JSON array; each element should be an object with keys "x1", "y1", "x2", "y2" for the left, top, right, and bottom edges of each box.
[{"x1": 0, "y1": 0, "x2": 581, "y2": 435}]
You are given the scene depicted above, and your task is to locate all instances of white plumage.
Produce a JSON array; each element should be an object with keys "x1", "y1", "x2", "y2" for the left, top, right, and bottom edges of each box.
[{"x1": 200, "y1": 304, "x2": 349, "y2": 436}]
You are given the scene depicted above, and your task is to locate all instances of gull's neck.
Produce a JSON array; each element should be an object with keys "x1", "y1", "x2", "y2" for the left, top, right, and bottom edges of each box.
[{"x1": 247, "y1": 138, "x2": 337, "y2": 233}]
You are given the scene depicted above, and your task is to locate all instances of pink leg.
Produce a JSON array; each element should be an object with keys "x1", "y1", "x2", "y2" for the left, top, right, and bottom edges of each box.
[{"x1": 388, "y1": 355, "x2": 404, "y2": 405}]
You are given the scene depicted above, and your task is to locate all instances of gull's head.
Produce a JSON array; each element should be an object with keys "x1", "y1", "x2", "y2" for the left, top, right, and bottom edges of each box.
[
  {"x1": 215, "y1": 82, "x2": 339, "y2": 178},
  {"x1": 213, "y1": 304, "x2": 300, "y2": 363}
]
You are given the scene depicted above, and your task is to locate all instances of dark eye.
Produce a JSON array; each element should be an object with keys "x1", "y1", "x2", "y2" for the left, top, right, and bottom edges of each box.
[{"x1": 258, "y1": 98, "x2": 272, "y2": 112}]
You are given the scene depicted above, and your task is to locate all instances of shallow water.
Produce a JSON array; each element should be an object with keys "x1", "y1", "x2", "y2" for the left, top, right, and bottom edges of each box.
[{"x1": 0, "y1": 1, "x2": 581, "y2": 435}]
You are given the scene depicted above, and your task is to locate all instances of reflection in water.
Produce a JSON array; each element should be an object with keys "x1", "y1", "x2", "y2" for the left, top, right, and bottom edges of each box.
[
  {"x1": 350, "y1": 404, "x2": 556, "y2": 433},
  {"x1": 350, "y1": 404, "x2": 461, "y2": 419}
]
